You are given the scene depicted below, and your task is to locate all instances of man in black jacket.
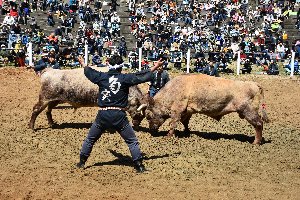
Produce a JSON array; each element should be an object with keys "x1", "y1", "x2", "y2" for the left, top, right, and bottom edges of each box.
[
  {"x1": 34, "y1": 53, "x2": 60, "y2": 73},
  {"x1": 76, "y1": 55, "x2": 163, "y2": 173},
  {"x1": 148, "y1": 65, "x2": 170, "y2": 97}
]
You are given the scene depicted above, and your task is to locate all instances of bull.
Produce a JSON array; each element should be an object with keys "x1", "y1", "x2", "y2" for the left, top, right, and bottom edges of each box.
[
  {"x1": 29, "y1": 67, "x2": 146, "y2": 130},
  {"x1": 138, "y1": 74, "x2": 270, "y2": 144}
]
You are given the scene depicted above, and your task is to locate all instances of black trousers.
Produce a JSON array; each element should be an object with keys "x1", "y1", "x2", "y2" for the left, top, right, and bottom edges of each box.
[{"x1": 80, "y1": 110, "x2": 143, "y2": 162}]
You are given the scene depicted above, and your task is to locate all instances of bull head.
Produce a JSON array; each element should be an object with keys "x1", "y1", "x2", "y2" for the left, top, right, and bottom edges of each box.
[
  {"x1": 128, "y1": 103, "x2": 145, "y2": 128},
  {"x1": 130, "y1": 104, "x2": 146, "y2": 127},
  {"x1": 128, "y1": 86, "x2": 150, "y2": 128},
  {"x1": 137, "y1": 103, "x2": 147, "y2": 114},
  {"x1": 136, "y1": 94, "x2": 154, "y2": 115},
  {"x1": 137, "y1": 96, "x2": 165, "y2": 131}
]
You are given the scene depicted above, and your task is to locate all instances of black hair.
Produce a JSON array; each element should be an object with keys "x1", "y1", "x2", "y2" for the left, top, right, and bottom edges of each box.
[
  {"x1": 48, "y1": 54, "x2": 55, "y2": 59},
  {"x1": 109, "y1": 54, "x2": 123, "y2": 66}
]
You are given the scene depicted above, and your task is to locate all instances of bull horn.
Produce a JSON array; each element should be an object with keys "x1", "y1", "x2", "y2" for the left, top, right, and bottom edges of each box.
[{"x1": 137, "y1": 104, "x2": 147, "y2": 111}]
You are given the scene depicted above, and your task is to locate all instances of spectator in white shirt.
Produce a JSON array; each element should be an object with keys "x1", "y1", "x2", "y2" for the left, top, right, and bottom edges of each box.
[
  {"x1": 276, "y1": 42, "x2": 285, "y2": 59},
  {"x1": 3, "y1": 13, "x2": 15, "y2": 26}
]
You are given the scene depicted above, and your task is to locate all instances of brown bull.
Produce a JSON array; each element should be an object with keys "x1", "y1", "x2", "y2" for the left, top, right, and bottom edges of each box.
[
  {"x1": 29, "y1": 67, "x2": 145, "y2": 130},
  {"x1": 138, "y1": 74, "x2": 270, "y2": 144}
]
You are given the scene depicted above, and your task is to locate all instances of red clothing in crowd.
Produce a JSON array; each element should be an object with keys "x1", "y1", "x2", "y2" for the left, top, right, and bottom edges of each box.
[
  {"x1": 131, "y1": 23, "x2": 138, "y2": 31},
  {"x1": 9, "y1": 8, "x2": 18, "y2": 17},
  {"x1": 257, "y1": 37, "x2": 265, "y2": 45},
  {"x1": 240, "y1": 53, "x2": 247, "y2": 60},
  {"x1": 48, "y1": 35, "x2": 58, "y2": 43},
  {"x1": 141, "y1": 59, "x2": 149, "y2": 67},
  {"x1": 85, "y1": 29, "x2": 93, "y2": 38}
]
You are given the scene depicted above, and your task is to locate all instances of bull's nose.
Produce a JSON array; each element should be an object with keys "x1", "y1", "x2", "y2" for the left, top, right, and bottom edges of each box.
[
  {"x1": 149, "y1": 124, "x2": 156, "y2": 129},
  {"x1": 132, "y1": 120, "x2": 140, "y2": 127}
]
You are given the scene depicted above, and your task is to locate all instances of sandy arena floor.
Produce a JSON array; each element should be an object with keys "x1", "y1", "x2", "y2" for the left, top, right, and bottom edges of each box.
[{"x1": 0, "y1": 67, "x2": 299, "y2": 200}]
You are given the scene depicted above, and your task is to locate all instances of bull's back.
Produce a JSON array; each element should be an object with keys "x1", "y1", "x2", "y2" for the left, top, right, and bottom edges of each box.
[
  {"x1": 40, "y1": 68, "x2": 99, "y2": 106},
  {"x1": 155, "y1": 74, "x2": 260, "y2": 112},
  {"x1": 39, "y1": 68, "x2": 144, "y2": 108}
]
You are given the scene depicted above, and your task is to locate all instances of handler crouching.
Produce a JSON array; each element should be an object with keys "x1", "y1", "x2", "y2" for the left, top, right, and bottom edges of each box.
[{"x1": 76, "y1": 55, "x2": 163, "y2": 173}]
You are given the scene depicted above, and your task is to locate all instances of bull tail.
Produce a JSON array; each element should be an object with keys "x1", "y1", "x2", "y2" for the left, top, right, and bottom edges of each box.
[{"x1": 257, "y1": 85, "x2": 270, "y2": 123}]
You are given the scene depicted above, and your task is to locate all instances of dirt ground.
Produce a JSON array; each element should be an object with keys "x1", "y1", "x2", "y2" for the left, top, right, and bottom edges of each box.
[{"x1": 0, "y1": 67, "x2": 299, "y2": 200}]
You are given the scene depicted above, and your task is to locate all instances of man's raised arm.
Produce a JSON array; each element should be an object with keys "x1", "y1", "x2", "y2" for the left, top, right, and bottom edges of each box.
[{"x1": 78, "y1": 56, "x2": 102, "y2": 84}]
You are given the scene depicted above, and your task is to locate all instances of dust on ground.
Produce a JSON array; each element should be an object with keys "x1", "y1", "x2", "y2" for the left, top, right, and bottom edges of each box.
[{"x1": 0, "y1": 67, "x2": 299, "y2": 200}]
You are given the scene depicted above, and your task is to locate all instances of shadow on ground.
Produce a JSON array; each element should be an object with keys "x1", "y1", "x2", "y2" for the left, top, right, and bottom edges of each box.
[
  {"x1": 52, "y1": 122, "x2": 92, "y2": 129},
  {"x1": 87, "y1": 149, "x2": 171, "y2": 169},
  {"x1": 146, "y1": 128, "x2": 271, "y2": 144}
]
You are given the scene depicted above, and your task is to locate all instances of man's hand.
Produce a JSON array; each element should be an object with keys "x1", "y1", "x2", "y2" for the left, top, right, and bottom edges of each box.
[
  {"x1": 150, "y1": 58, "x2": 164, "y2": 72},
  {"x1": 78, "y1": 56, "x2": 86, "y2": 68}
]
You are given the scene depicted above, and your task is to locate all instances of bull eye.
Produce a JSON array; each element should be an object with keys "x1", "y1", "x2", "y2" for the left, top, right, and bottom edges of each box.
[
  {"x1": 150, "y1": 113, "x2": 154, "y2": 118},
  {"x1": 145, "y1": 110, "x2": 153, "y2": 118},
  {"x1": 155, "y1": 118, "x2": 160, "y2": 123}
]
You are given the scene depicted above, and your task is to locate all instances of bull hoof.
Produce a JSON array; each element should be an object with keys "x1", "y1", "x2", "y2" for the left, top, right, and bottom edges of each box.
[
  {"x1": 28, "y1": 123, "x2": 34, "y2": 130},
  {"x1": 166, "y1": 132, "x2": 175, "y2": 138},
  {"x1": 49, "y1": 123, "x2": 56, "y2": 128},
  {"x1": 252, "y1": 140, "x2": 262, "y2": 145},
  {"x1": 167, "y1": 129, "x2": 175, "y2": 137}
]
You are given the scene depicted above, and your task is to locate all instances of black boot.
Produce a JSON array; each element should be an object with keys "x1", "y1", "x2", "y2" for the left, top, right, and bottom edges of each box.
[
  {"x1": 133, "y1": 160, "x2": 146, "y2": 173},
  {"x1": 76, "y1": 154, "x2": 88, "y2": 169}
]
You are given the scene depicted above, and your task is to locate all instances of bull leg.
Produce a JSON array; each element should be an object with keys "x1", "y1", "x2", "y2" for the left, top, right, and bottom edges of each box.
[
  {"x1": 180, "y1": 113, "x2": 192, "y2": 135},
  {"x1": 168, "y1": 100, "x2": 188, "y2": 137},
  {"x1": 46, "y1": 101, "x2": 60, "y2": 127},
  {"x1": 239, "y1": 105, "x2": 263, "y2": 145},
  {"x1": 28, "y1": 100, "x2": 50, "y2": 130}
]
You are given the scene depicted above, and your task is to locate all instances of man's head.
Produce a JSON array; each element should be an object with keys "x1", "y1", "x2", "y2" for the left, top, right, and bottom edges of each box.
[
  {"x1": 48, "y1": 54, "x2": 56, "y2": 63},
  {"x1": 50, "y1": 48, "x2": 55, "y2": 53},
  {"x1": 157, "y1": 65, "x2": 164, "y2": 73},
  {"x1": 41, "y1": 52, "x2": 48, "y2": 60},
  {"x1": 108, "y1": 54, "x2": 123, "y2": 71}
]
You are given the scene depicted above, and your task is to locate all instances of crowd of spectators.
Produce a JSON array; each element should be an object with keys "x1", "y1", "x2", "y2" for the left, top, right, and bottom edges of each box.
[
  {"x1": 0, "y1": 0, "x2": 128, "y2": 69},
  {"x1": 0, "y1": 0, "x2": 299, "y2": 74},
  {"x1": 128, "y1": 0, "x2": 300, "y2": 73}
]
